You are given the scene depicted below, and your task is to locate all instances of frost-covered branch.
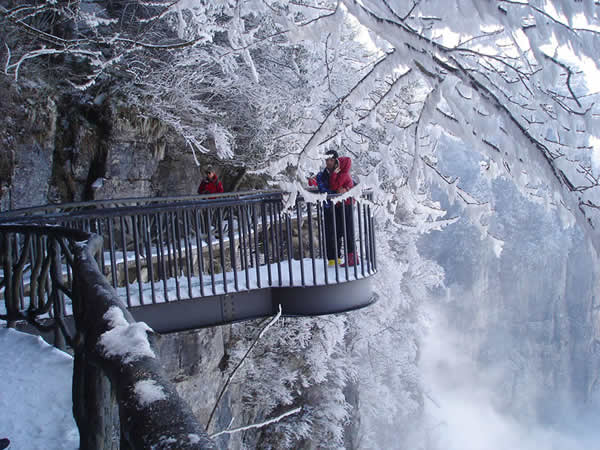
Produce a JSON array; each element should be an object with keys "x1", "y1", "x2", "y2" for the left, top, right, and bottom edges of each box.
[
  {"x1": 205, "y1": 304, "x2": 282, "y2": 433},
  {"x1": 210, "y1": 407, "x2": 301, "y2": 438},
  {"x1": 297, "y1": 51, "x2": 394, "y2": 159},
  {"x1": 342, "y1": 0, "x2": 600, "y2": 251}
]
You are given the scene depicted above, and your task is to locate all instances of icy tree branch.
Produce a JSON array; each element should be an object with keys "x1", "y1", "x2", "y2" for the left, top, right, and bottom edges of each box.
[
  {"x1": 205, "y1": 304, "x2": 282, "y2": 433},
  {"x1": 210, "y1": 407, "x2": 302, "y2": 439}
]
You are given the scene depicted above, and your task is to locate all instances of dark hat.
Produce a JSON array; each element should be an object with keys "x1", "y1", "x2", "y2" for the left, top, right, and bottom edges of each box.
[
  {"x1": 325, "y1": 150, "x2": 339, "y2": 160},
  {"x1": 205, "y1": 165, "x2": 215, "y2": 173}
]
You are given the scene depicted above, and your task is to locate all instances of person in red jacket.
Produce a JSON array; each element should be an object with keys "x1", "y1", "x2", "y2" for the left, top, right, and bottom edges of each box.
[
  {"x1": 322, "y1": 150, "x2": 359, "y2": 267},
  {"x1": 197, "y1": 167, "x2": 224, "y2": 195},
  {"x1": 197, "y1": 166, "x2": 224, "y2": 238}
]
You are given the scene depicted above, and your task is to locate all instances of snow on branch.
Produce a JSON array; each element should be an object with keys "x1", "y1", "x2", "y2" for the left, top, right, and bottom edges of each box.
[
  {"x1": 210, "y1": 407, "x2": 302, "y2": 439},
  {"x1": 342, "y1": 0, "x2": 600, "y2": 251},
  {"x1": 297, "y1": 51, "x2": 397, "y2": 160}
]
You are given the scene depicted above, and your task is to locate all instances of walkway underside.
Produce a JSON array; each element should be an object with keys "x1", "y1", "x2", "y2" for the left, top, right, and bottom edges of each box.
[{"x1": 130, "y1": 277, "x2": 376, "y2": 333}]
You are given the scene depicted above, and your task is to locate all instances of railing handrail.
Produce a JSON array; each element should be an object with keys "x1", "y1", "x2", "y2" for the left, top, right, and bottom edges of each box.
[
  {"x1": 0, "y1": 191, "x2": 286, "y2": 225},
  {"x1": 0, "y1": 188, "x2": 374, "y2": 223},
  {"x1": 0, "y1": 190, "x2": 283, "y2": 221}
]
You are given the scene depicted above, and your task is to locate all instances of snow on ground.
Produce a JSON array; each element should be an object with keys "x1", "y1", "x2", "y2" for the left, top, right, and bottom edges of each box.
[{"x1": 0, "y1": 328, "x2": 79, "y2": 450}]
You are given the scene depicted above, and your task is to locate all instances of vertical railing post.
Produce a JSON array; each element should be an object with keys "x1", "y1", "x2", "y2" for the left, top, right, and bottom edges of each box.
[
  {"x1": 171, "y1": 211, "x2": 182, "y2": 301},
  {"x1": 2, "y1": 233, "x2": 16, "y2": 327},
  {"x1": 217, "y1": 208, "x2": 227, "y2": 294},
  {"x1": 143, "y1": 214, "x2": 157, "y2": 304},
  {"x1": 157, "y1": 212, "x2": 170, "y2": 302},
  {"x1": 107, "y1": 218, "x2": 118, "y2": 289},
  {"x1": 95, "y1": 218, "x2": 106, "y2": 276},
  {"x1": 370, "y1": 204, "x2": 377, "y2": 271},
  {"x1": 357, "y1": 201, "x2": 365, "y2": 278},
  {"x1": 10, "y1": 234, "x2": 31, "y2": 316},
  {"x1": 131, "y1": 215, "x2": 144, "y2": 306},
  {"x1": 307, "y1": 202, "x2": 316, "y2": 285},
  {"x1": 261, "y1": 201, "x2": 272, "y2": 286},
  {"x1": 240, "y1": 204, "x2": 251, "y2": 290},
  {"x1": 228, "y1": 206, "x2": 239, "y2": 292},
  {"x1": 296, "y1": 199, "x2": 305, "y2": 286},
  {"x1": 252, "y1": 203, "x2": 261, "y2": 288},
  {"x1": 364, "y1": 204, "x2": 372, "y2": 273},
  {"x1": 332, "y1": 201, "x2": 340, "y2": 283},
  {"x1": 12, "y1": 234, "x2": 25, "y2": 310},
  {"x1": 50, "y1": 237, "x2": 66, "y2": 350},
  {"x1": 28, "y1": 235, "x2": 43, "y2": 311},
  {"x1": 246, "y1": 203, "x2": 255, "y2": 268},
  {"x1": 275, "y1": 201, "x2": 283, "y2": 286},
  {"x1": 207, "y1": 208, "x2": 217, "y2": 295},
  {"x1": 119, "y1": 215, "x2": 131, "y2": 307},
  {"x1": 285, "y1": 209, "x2": 294, "y2": 286},
  {"x1": 341, "y1": 202, "x2": 349, "y2": 281},
  {"x1": 182, "y1": 210, "x2": 193, "y2": 298},
  {"x1": 350, "y1": 201, "x2": 358, "y2": 280},
  {"x1": 318, "y1": 200, "x2": 329, "y2": 285},
  {"x1": 193, "y1": 209, "x2": 205, "y2": 297}
]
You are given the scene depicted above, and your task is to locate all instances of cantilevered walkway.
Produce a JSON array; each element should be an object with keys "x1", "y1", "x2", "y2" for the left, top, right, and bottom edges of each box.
[{"x1": 0, "y1": 190, "x2": 378, "y2": 334}]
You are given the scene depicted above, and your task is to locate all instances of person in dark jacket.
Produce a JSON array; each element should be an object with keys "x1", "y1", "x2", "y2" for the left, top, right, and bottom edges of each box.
[
  {"x1": 197, "y1": 167, "x2": 224, "y2": 195},
  {"x1": 316, "y1": 150, "x2": 358, "y2": 267}
]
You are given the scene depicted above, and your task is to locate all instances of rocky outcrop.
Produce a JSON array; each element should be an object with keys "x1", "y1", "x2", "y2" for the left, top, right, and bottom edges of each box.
[
  {"x1": 0, "y1": 81, "x2": 259, "y2": 212},
  {"x1": 0, "y1": 79, "x2": 57, "y2": 209}
]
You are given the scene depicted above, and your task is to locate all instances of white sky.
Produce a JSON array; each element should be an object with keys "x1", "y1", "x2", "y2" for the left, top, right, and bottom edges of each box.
[{"x1": 0, "y1": 328, "x2": 79, "y2": 449}]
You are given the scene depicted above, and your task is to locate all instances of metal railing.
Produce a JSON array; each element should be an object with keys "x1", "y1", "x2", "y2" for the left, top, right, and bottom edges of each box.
[{"x1": 1, "y1": 190, "x2": 377, "y2": 313}]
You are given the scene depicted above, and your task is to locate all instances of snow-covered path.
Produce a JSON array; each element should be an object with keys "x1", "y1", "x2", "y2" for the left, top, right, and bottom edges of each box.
[{"x1": 0, "y1": 329, "x2": 78, "y2": 450}]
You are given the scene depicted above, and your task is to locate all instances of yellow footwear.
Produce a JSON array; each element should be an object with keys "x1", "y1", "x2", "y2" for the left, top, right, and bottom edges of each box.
[{"x1": 328, "y1": 258, "x2": 342, "y2": 266}]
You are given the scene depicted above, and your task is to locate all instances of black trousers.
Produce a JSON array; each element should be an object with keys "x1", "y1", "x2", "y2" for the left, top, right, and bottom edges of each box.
[{"x1": 324, "y1": 202, "x2": 355, "y2": 260}]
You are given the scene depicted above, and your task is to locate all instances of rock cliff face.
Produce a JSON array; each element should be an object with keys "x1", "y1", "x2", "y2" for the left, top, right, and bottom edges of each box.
[
  {"x1": 0, "y1": 79, "x2": 57, "y2": 210},
  {"x1": 155, "y1": 326, "x2": 245, "y2": 448},
  {"x1": 0, "y1": 80, "x2": 252, "y2": 211}
]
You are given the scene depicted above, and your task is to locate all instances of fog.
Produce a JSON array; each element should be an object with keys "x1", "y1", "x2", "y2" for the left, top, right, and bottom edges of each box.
[{"x1": 421, "y1": 305, "x2": 600, "y2": 450}]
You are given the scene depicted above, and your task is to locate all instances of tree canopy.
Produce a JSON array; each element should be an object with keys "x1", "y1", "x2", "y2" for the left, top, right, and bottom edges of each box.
[
  {"x1": 341, "y1": 0, "x2": 600, "y2": 252},
  {"x1": 4, "y1": 1, "x2": 599, "y2": 251}
]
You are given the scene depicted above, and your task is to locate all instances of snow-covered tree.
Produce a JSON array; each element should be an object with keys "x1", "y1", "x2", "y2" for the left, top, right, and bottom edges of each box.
[{"x1": 338, "y1": 0, "x2": 600, "y2": 251}]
